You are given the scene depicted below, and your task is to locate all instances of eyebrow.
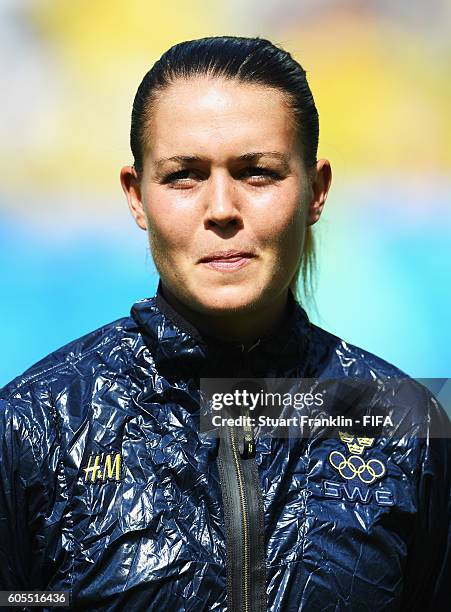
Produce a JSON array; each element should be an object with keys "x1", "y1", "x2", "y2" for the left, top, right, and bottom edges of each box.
[
  {"x1": 154, "y1": 151, "x2": 291, "y2": 170},
  {"x1": 238, "y1": 152, "x2": 291, "y2": 165}
]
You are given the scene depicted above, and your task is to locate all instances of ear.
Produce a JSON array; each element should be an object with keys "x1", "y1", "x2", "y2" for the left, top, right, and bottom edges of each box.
[
  {"x1": 306, "y1": 159, "x2": 332, "y2": 226},
  {"x1": 120, "y1": 166, "x2": 148, "y2": 231}
]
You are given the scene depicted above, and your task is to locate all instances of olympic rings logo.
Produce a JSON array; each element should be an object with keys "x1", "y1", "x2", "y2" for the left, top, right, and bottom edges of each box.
[{"x1": 329, "y1": 451, "x2": 386, "y2": 484}]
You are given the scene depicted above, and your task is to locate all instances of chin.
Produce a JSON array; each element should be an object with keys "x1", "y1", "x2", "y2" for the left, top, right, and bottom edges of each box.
[{"x1": 193, "y1": 283, "x2": 262, "y2": 315}]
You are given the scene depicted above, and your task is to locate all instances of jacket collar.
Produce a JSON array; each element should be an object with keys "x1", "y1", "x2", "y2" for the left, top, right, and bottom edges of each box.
[{"x1": 131, "y1": 280, "x2": 310, "y2": 378}]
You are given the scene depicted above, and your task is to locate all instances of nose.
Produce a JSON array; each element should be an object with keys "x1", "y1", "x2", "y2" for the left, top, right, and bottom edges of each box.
[{"x1": 203, "y1": 171, "x2": 242, "y2": 230}]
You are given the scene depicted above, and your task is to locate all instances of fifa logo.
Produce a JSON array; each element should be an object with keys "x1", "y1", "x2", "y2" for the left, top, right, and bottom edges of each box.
[
  {"x1": 328, "y1": 431, "x2": 386, "y2": 485},
  {"x1": 82, "y1": 452, "x2": 123, "y2": 483}
]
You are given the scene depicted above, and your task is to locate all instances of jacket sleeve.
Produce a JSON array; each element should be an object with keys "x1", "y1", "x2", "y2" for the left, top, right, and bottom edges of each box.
[
  {"x1": 0, "y1": 393, "x2": 37, "y2": 589},
  {"x1": 400, "y1": 393, "x2": 451, "y2": 611}
]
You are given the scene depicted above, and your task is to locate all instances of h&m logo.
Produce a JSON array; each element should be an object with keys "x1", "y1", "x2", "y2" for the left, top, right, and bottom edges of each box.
[{"x1": 82, "y1": 452, "x2": 123, "y2": 483}]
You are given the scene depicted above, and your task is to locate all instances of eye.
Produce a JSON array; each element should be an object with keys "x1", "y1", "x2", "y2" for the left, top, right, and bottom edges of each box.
[
  {"x1": 239, "y1": 166, "x2": 282, "y2": 184},
  {"x1": 163, "y1": 169, "x2": 201, "y2": 187}
]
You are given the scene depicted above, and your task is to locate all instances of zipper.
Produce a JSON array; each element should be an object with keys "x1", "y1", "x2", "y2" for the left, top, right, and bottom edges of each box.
[
  {"x1": 215, "y1": 343, "x2": 266, "y2": 612},
  {"x1": 230, "y1": 424, "x2": 250, "y2": 612}
]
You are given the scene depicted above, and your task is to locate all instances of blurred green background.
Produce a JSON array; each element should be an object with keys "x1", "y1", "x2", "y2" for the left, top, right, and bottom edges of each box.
[{"x1": 1, "y1": 0, "x2": 450, "y2": 384}]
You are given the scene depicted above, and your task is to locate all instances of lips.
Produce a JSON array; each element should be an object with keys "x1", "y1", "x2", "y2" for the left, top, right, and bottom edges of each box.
[
  {"x1": 198, "y1": 250, "x2": 255, "y2": 271},
  {"x1": 198, "y1": 250, "x2": 255, "y2": 263}
]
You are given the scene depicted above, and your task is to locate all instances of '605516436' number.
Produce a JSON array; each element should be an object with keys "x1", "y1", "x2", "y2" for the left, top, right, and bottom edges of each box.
[{"x1": 0, "y1": 591, "x2": 69, "y2": 607}]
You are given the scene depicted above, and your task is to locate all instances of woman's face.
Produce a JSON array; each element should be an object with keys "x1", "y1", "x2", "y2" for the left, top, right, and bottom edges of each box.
[{"x1": 122, "y1": 76, "x2": 328, "y2": 317}]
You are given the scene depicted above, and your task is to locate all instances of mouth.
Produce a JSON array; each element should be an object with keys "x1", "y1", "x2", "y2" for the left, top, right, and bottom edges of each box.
[{"x1": 198, "y1": 250, "x2": 255, "y2": 272}]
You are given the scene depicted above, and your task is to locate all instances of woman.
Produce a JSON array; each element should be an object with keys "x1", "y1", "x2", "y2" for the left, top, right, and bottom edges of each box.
[{"x1": 0, "y1": 36, "x2": 449, "y2": 611}]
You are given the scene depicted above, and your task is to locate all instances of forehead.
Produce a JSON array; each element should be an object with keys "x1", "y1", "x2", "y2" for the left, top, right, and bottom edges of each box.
[{"x1": 143, "y1": 76, "x2": 299, "y2": 161}]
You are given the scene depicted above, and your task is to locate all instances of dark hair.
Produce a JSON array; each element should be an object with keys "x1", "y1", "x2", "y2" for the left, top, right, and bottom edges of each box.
[{"x1": 129, "y1": 36, "x2": 319, "y2": 301}]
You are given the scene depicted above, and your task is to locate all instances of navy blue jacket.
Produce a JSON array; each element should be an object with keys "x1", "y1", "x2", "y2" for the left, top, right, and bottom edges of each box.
[{"x1": 0, "y1": 286, "x2": 449, "y2": 611}]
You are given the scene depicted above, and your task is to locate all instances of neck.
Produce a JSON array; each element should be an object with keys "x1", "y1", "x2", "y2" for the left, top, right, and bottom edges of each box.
[{"x1": 158, "y1": 283, "x2": 290, "y2": 346}]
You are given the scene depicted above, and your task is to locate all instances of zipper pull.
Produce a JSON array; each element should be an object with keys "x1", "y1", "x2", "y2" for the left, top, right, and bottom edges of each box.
[
  {"x1": 236, "y1": 341, "x2": 259, "y2": 459},
  {"x1": 240, "y1": 407, "x2": 256, "y2": 459},
  {"x1": 240, "y1": 432, "x2": 256, "y2": 459}
]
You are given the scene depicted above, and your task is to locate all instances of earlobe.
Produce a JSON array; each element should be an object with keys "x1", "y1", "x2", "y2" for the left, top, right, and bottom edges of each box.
[
  {"x1": 307, "y1": 202, "x2": 325, "y2": 226},
  {"x1": 120, "y1": 166, "x2": 148, "y2": 231}
]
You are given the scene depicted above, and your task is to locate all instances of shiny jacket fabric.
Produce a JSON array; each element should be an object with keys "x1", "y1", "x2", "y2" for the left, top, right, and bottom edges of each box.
[{"x1": 0, "y1": 286, "x2": 449, "y2": 611}]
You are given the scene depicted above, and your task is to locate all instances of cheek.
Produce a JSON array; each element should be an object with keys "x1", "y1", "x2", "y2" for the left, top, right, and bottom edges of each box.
[
  {"x1": 256, "y1": 191, "x2": 305, "y2": 251},
  {"x1": 143, "y1": 191, "x2": 195, "y2": 253}
]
